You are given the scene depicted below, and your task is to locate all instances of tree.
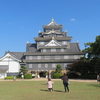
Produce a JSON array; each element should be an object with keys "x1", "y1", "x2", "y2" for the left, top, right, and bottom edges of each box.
[
  {"x1": 69, "y1": 61, "x2": 91, "y2": 75},
  {"x1": 95, "y1": 59, "x2": 100, "y2": 74},
  {"x1": 20, "y1": 66, "x2": 28, "y2": 75},
  {"x1": 83, "y1": 35, "x2": 100, "y2": 59},
  {"x1": 55, "y1": 65, "x2": 62, "y2": 73}
]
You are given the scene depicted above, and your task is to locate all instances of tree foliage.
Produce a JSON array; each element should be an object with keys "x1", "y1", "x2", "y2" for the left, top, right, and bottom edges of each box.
[
  {"x1": 20, "y1": 66, "x2": 28, "y2": 75},
  {"x1": 68, "y1": 35, "x2": 100, "y2": 75},
  {"x1": 55, "y1": 64, "x2": 62, "y2": 73},
  {"x1": 69, "y1": 61, "x2": 91, "y2": 75}
]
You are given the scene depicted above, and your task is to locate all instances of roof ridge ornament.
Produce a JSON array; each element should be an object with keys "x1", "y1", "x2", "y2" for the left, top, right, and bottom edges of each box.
[
  {"x1": 52, "y1": 18, "x2": 54, "y2": 22},
  {"x1": 52, "y1": 36, "x2": 55, "y2": 40}
]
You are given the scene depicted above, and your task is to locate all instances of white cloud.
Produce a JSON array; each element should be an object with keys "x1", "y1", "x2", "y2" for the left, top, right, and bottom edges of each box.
[{"x1": 70, "y1": 19, "x2": 75, "y2": 21}]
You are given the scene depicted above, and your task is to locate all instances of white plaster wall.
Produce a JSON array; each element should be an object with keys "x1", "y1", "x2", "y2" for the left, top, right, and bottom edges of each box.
[
  {"x1": 8, "y1": 60, "x2": 20, "y2": 72},
  {"x1": 0, "y1": 72, "x2": 7, "y2": 78},
  {"x1": 0, "y1": 56, "x2": 21, "y2": 73}
]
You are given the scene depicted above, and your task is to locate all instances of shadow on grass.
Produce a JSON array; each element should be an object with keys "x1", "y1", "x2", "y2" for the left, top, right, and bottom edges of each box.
[
  {"x1": 40, "y1": 89, "x2": 64, "y2": 93},
  {"x1": 53, "y1": 90, "x2": 64, "y2": 92},
  {"x1": 40, "y1": 89, "x2": 48, "y2": 92},
  {"x1": 87, "y1": 83, "x2": 100, "y2": 87}
]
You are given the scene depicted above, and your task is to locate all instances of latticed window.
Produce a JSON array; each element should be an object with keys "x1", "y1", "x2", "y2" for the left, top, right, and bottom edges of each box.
[
  {"x1": 29, "y1": 56, "x2": 32, "y2": 60},
  {"x1": 74, "y1": 55, "x2": 79, "y2": 59},
  {"x1": 45, "y1": 64, "x2": 48, "y2": 68},
  {"x1": 38, "y1": 64, "x2": 41, "y2": 68},
  {"x1": 43, "y1": 49, "x2": 46, "y2": 52},
  {"x1": 64, "y1": 55, "x2": 68, "y2": 59},
  {"x1": 51, "y1": 49, "x2": 56, "y2": 52},
  {"x1": 45, "y1": 56, "x2": 50, "y2": 59},
  {"x1": 64, "y1": 63, "x2": 67, "y2": 68},
  {"x1": 61, "y1": 49, "x2": 64, "y2": 52},
  {"x1": 52, "y1": 64, "x2": 56, "y2": 68},
  {"x1": 29, "y1": 64, "x2": 32, "y2": 68},
  {"x1": 62, "y1": 41, "x2": 67, "y2": 45},
  {"x1": 39, "y1": 42, "x2": 44, "y2": 45},
  {"x1": 55, "y1": 56, "x2": 60, "y2": 59},
  {"x1": 37, "y1": 56, "x2": 41, "y2": 59}
]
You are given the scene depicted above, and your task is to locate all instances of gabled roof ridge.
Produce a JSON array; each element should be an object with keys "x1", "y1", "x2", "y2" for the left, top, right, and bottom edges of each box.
[{"x1": 45, "y1": 39, "x2": 61, "y2": 47}]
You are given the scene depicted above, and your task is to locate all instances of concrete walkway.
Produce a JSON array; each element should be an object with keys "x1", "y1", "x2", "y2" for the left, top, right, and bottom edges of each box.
[{"x1": 0, "y1": 78, "x2": 97, "y2": 83}]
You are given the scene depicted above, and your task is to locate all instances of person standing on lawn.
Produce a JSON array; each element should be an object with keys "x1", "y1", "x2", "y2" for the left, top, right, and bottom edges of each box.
[
  {"x1": 62, "y1": 73, "x2": 69, "y2": 92},
  {"x1": 97, "y1": 73, "x2": 100, "y2": 84}
]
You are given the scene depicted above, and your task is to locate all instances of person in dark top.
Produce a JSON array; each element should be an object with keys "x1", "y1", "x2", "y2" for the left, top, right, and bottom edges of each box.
[{"x1": 62, "y1": 73, "x2": 69, "y2": 92}]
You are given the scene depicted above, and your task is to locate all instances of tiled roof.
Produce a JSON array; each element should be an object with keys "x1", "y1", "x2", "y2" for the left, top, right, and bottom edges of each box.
[
  {"x1": 34, "y1": 37, "x2": 72, "y2": 41},
  {"x1": 5, "y1": 51, "x2": 25, "y2": 60},
  {"x1": 24, "y1": 59, "x2": 80, "y2": 63}
]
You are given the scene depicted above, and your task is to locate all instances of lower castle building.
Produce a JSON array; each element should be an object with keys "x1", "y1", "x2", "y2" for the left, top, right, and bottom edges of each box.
[{"x1": 0, "y1": 19, "x2": 85, "y2": 78}]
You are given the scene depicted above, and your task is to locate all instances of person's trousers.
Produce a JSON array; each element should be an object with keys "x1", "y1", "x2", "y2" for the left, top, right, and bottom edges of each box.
[{"x1": 63, "y1": 83, "x2": 69, "y2": 92}]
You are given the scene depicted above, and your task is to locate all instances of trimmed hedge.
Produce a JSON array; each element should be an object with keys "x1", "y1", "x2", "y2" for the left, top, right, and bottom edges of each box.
[
  {"x1": 52, "y1": 73, "x2": 61, "y2": 79},
  {"x1": 78, "y1": 74, "x2": 97, "y2": 79},
  {"x1": 24, "y1": 74, "x2": 32, "y2": 79},
  {"x1": 5, "y1": 76, "x2": 14, "y2": 79},
  {"x1": 67, "y1": 72, "x2": 79, "y2": 78}
]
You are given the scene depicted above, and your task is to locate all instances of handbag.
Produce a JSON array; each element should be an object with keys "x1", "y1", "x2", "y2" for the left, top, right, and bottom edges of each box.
[{"x1": 68, "y1": 82, "x2": 70, "y2": 85}]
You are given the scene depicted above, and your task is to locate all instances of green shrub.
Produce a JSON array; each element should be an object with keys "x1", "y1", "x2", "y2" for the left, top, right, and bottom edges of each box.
[
  {"x1": 78, "y1": 74, "x2": 97, "y2": 79},
  {"x1": 24, "y1": 74, "x2": 32, "y2": 79},
  {"x1": 67, "y1": 72, "x2": 79, "y2": 78},
  {"x1": 5, "y1": 76, "x2": 14, "y2": 79},
  {"x1": 52, "y1": 73, "x2": 61, "y2": 79}
]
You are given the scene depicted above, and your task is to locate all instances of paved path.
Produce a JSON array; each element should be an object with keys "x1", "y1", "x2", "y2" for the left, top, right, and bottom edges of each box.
[{"x1": 0, "y1": 78, "x2": 97, "y2": 83}]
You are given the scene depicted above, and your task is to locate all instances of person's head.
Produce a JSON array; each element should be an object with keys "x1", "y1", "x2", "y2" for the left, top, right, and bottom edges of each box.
[
  {"x1": 63, "y1": 73, "x2": 66, "y2": 76},
  {"x1": 48, "y1": 78, "x2": 51, "y2": 81}
]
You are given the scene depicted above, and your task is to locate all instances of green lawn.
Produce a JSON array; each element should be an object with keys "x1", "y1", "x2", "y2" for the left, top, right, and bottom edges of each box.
[{"x1": 0, "y1": 80, "x2": 100, "y2": 100}]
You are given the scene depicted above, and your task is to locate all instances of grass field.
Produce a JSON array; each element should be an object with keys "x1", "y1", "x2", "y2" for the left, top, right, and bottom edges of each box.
[{"x1": 0, "y1": 80, "x2": 100, "y2": 100}]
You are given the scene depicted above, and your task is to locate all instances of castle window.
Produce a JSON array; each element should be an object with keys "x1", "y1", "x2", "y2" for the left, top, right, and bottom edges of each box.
[
  {"x1": 29, "y1": 64, "x2": 32, "y2": 68},
  {"x1": 43, "y1": 49, "x2": 46, "y2": 52},
  {"x1": 37, "y1": 56, "x2": 41, "y2": 59},
  {"x1": 45, "y1": 64, "x2": 48, "y2": 68},
  {"x1": 38, "y1": 64, "x2": 41, "y2": 68},
  {"x1": 55, "y1": 56, "x2": 60, "y2": 59},
  {"x1": 61, "y1": 49, "x2": 64, "y2": 52},
  {"x1": 74, "y1": 55, "x2": 79, "y2": 59},
  {"x1": 39, "y1": 42, "x2": 44, "y2": 45},
  {"x1": 64, "y1": 63, "x2": 67, "y2": 68},
  {"x1": 64, "y1": 55, "x2": 68, "y2": 59},
  {"x1": 29, "y1": 56, "x2": 32, "y2": 60},
  {"x1": 51, "y1": 49, "x2": 56, "y2": 52},
  {"x1": 45, "y1": 56, "x2": 50, "y2": 59},
  {"x1": 62, "y1": 41, "x2": 67, "y2": 45},
  {"x1": 52, "y1": 64, "x2": 56, "y2": 68}
]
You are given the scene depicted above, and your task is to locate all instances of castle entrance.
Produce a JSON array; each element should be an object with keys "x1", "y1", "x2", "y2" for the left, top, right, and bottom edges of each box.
[{"x1": 39, "y1": 71, "x2": 46, "y2": 77}]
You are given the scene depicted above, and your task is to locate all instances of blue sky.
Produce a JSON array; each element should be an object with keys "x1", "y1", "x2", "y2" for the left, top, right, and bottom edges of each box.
[{"x1": 0, "y1": 0, "x2": 100, "y2": 57}]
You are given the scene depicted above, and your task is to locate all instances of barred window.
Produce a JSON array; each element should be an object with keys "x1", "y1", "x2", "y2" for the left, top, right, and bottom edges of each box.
[
  {"x1": 29, "y1": 64, "x2": 32, "y2": 68},
  {"x1": 52, "y1": 64, "x2": 56, "y2": 68},
  {"x1": 29, "y1": 56, "x2": 32, "y2": 60},
  {"x1": 39, "y1": 42, "x2": 44, "y2": 45},
  {"x1": 45, "y1": 64, "x2": 48, "y2": 68},
  {"x1": 38, "y1": 64, "x2": 41, "y2": 68},
  {"x1": 43, "y1": 49, "x2": 46, "y2": 52},
  {"x1": 64, "y1": 55, "x2": 68, "y2": 59},
  {"x1": 51, "y1": 49, "x2": 56, "y2": 52},
  {"x1": 45, "y1": 56, "x2": 50, "y2": 59},
  {"x1": 55, "y1": 56, "x2": 60, "y2": 59},
  {"x1": 61, "y1": 49, "x2": 64, "y2": 52},
  {"x1": 37, "y1": 56, "x2": 41, "y2": 59}
]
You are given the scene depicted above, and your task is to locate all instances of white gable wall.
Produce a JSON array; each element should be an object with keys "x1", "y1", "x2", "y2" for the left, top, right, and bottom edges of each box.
[
  {"x1": 0, "y1": 53, "x2": 21, "y2": 78},
  {"x1": 0, "y1": 56, "x2": 20, "y2": 73}
]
